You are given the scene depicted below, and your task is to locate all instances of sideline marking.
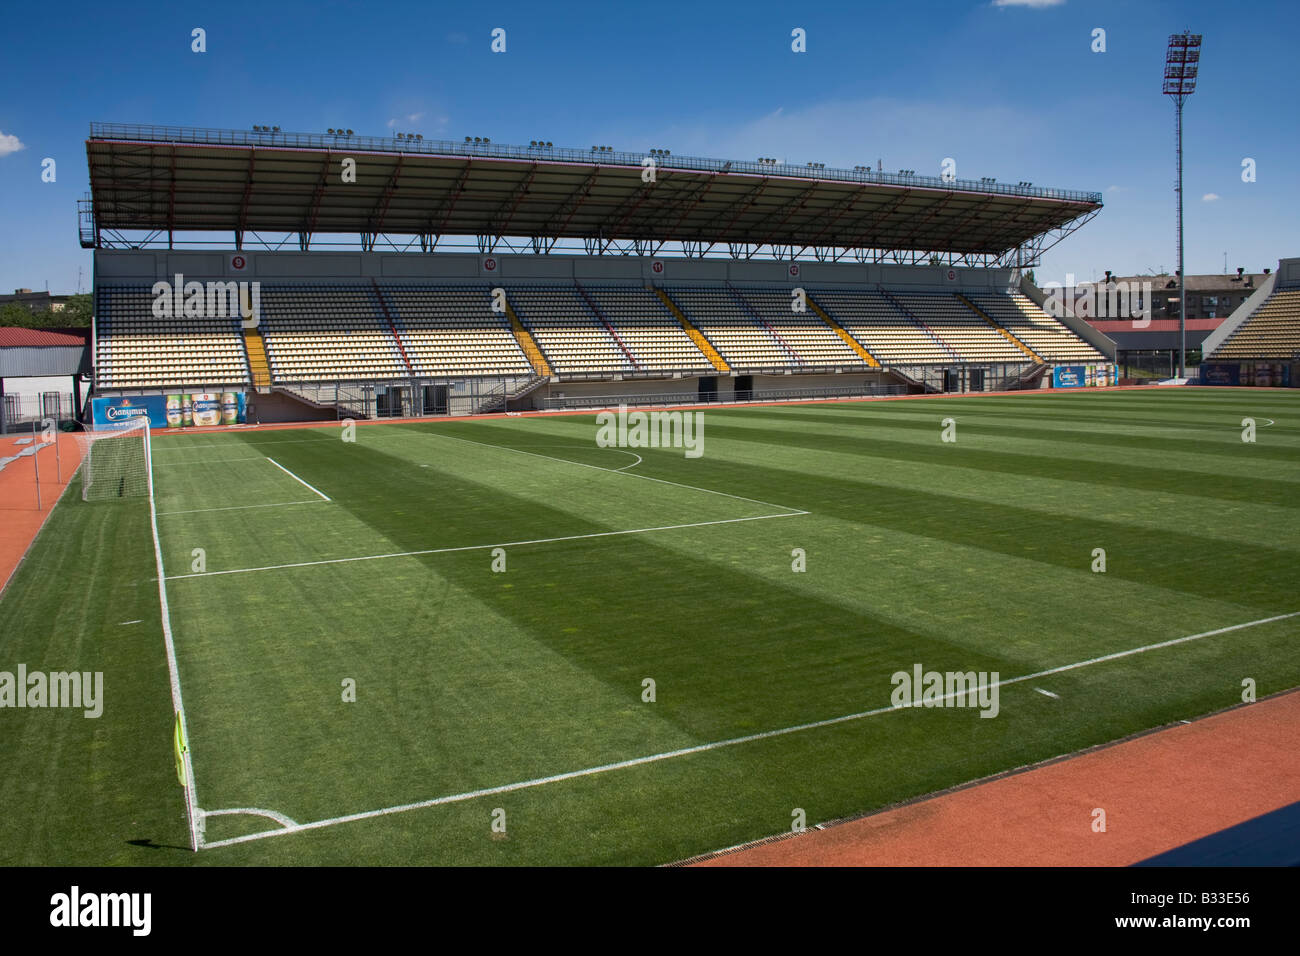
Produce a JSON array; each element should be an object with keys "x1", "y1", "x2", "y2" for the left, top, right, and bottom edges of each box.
[
  {"x1": 1034, "y1": 688, "x2": 1060, "y2": 699},
  {"x1": 266, "y1": 458, "x2": 331, "y2": 501},
  {"x1": 145, "y1": 432, "x2": 202, "y2": 851},
  {"x1": 157, "y1": 499, "x2": 323, "y2": 517},
  {"x1": 198, "y1": 608, "x2": 1300, "y2": 850},
  {"x1": 166, "y1": 512, "x2": 805, "y2": 580}
]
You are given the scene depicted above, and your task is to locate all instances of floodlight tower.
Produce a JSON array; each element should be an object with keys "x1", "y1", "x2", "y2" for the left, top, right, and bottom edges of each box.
[{"x1": 1164, "y1": 31, "x2": 1202, "y2": 379}]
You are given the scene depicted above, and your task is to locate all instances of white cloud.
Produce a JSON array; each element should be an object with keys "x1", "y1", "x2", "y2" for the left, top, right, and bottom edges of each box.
[
  {"x1": 1106, "y1": 185, "x2": 1126, "y2": 193},
  {"x1": 0, "y1": 132, "x2": 25, "y2": 157},
  {"x1": 993, "y1": 0, "x2": 1065, "y2": 7},
  {"x1": 1202, "y1": 192, "x2": 1220, "y2": 202},
  {"x1": 406, "y1": 113, "x2": 424, "y2": 123}
]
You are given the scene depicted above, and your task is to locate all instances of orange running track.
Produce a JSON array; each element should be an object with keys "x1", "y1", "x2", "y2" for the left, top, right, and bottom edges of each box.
[
  {"x1": 693, "y1": 691, "x2": 1300, "y2": 866},
  {"x1": 0, "y1": 434, "x2": 84, "y2": 596}
]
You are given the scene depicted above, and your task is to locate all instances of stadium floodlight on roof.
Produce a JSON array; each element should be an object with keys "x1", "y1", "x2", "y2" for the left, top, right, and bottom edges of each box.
[{"x1": 1164, "y1": 31, "x2": 1203, "y2": 379}]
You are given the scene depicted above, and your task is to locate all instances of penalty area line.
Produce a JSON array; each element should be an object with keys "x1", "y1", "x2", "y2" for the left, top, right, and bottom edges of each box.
[
  {"x1": 156, "y1": 499, "x2": 323, "y2": 517},
  {"x1": 266, "y1": 458, "x2": 331, "y2": 501},
  {"x1": 152, "y1": 457, "x2": 271, "y2": 465},
  {"x1": 198, "y1": 608, "x2": 1300, "y2": 851},
  {"x1": 165, "y1": 511, "x2": 807, "y2": 580}
]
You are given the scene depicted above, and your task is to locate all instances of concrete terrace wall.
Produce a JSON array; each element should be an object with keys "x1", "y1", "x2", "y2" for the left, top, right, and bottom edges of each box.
[
  {"x1": 1201, "y1": 272, "x2": 1277, "y2": 358},
  {"x1": 537, "y1": 370, "x2": 894, "y2": 404},
  {"x1": 1018, "y1": 275, "x2": 1117, "y2": 361}
]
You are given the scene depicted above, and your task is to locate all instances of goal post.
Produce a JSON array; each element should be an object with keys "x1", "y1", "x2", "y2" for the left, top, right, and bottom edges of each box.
[
  {"x1": 72, "y1": 415, "x2": 201, "y2": 847},
  {"x1": 77, "y1": 417, "x2": 150, "y2": 501}
]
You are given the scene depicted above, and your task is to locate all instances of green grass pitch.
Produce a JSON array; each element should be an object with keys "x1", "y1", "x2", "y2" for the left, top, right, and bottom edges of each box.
[{"x1": 2, "y1": 388, "x2": 1298, "y2": 865}]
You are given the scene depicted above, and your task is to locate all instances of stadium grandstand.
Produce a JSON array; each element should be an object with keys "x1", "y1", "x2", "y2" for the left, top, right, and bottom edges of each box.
[
  {"x1": 81, "y1": 122, "x2": 1117, "y2": 423},
  {"x1": 1200, "y1": 256, "x2": 1300, "y2": 386}
]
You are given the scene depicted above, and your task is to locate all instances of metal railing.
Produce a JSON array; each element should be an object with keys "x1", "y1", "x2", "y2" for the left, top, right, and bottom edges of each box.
[
  {"x1": 89, "y1": 122, "x2": 1103, "y2": 205},
  {"x1": 1, "y1": 393, "x2": 77, "y2": 433},
  {"x1": 543, "y1": 383, "x2": 908, "y2": 411},
  {"x1": 549, "y1": 363, "x2": 869, "y2": 381}
]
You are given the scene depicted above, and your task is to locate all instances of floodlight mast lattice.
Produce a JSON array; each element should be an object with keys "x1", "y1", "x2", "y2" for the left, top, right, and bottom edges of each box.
[{"x1": 1164, "y1": 31, "x2": 1202, "y2": 378}]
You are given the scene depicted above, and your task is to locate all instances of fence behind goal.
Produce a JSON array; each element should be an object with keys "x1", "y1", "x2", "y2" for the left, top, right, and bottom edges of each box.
[{"x1": 78, "y1": 419, "x2": 151, "y2": 501}]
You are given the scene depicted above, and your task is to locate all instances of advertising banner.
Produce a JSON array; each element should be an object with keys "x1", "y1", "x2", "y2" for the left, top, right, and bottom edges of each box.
[
  {"x1": 164, "y1": 391, "x2": 247, "y2": 427},
  {"x1": 1199, "y1": 363, "x2": 1241, "y2": 386},
  {"x1": 191, "y1": 392, "x2": 222, "y2": 427},
  {"x1": 1052, "y1": 365, "x2": 1085, "y2": 388},
  {"x1": 90, "y1": 395, "x2": 168, "y2": 429}
]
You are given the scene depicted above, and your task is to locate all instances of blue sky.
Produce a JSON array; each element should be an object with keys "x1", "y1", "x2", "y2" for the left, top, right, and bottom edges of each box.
[{"x1": 1, "y1": 0, "x2": 1296, "y2": 294}]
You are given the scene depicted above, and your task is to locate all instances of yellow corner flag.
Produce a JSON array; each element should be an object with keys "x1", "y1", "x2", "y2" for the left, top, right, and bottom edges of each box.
[{"x1": 173, "y1": 712, "x2": 188, "y2": 786}]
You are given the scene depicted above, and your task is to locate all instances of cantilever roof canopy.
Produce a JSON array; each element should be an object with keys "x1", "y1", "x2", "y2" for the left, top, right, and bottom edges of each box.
[{"x1": 84, "y1": 124, "x2": 1101, "y2": 255}]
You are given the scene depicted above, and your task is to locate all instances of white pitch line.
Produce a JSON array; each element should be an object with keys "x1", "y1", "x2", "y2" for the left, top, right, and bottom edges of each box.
[
  {"x1": 157, "y1": 499, "x2": 323, "y2": 516},
  {"x1": 119, "y1": 619, "x2": 142, "y2": 626},
  {"x1": 198, "y1": 608, "x2": 1300, "y2": 851},
  {"x1": 153, "y1": 457, "x2": 270, "y2": 465},
  {"x1": 1034, "y1": 688, "x2": 1060, "y2": 699},
  {"x1": 203, "y1": 806, "x2": 299, "y2": 829},
  {"x1": 144, "y1": 433, "x2": 202, "y2": 851},
  {"x1": 412, "y1": 429, "x2": 807, "y2": 516},
  {"x1": 152, "y1": 438, "x2": 336, "y2": 451},
  {"x1": 165, "y1": 511, "x2": 805, "y2": 580},
  {"x1": 266, "y1": 457, "x2": 331, "y2": 501}
]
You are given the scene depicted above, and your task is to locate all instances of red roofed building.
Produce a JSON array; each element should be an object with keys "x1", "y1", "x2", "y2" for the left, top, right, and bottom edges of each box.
[
  {"x1": 0, "y1": 327, "x2": 90, "y2": 348},
  {"x1": 0, "y1": 328, "x2": 92, "y2": 432}
]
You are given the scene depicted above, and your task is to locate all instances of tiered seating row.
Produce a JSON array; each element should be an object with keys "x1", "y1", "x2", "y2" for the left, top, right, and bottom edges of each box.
[
  {"x1": 94, "y1": 283, "x2": 1109, "y2": 389},
  {"x1": 813, "y1": 290, "x2": 956, "y2": 365},
  {"x1": 258, "y1": 285, "x2": 406, "y2": 382},
  {"x1": 730, "y1": 289, "x2": 867, "y2": 366},
  {"x1": 1212, "y1": 290, "x2": 1300, "y2": 359},
  {"x1": 666, "y1": 287, "x2": 802, "y2": 369},
  {"x1": 968, "y1": 292, "x2": 1104, "y2": 362},
  {"x1": 890, "y1": 293, "x2": 1026, "y2": 363},
  {"x1": 580, "y1": 286, "x2": 714, "y2": 372},
  {"x1": 507, "y1": 286, "x2": 634, "y2": 373},
  {"x1": 381, "y1": 286, "x2": 532, "y2": 377},
  {"x1": 95, "y1": 286, "x2": 250, "y2": 388}
]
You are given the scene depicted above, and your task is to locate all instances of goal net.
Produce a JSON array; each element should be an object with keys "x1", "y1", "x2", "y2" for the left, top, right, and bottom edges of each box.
[{"x1": 78, "y1": 418, "x2": 151, "y2": 501}]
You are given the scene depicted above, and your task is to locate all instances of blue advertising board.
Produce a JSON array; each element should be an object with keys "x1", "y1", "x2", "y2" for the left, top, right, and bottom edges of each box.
[
  {"x1": 1199, "y1": 363, "x2": 1241, "y2": 386},
  {"x1": 1052, "y1": 365, "x2": 1085, "y2": 388},
  {"x1": 90, "y1": 395, "x2": 169, "y2": 429}
]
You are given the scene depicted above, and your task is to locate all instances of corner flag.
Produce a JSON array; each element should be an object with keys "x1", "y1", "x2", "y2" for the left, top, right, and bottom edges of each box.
[{"x1": 173, "y1": 712, "x2": 188, "y2": 786}]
